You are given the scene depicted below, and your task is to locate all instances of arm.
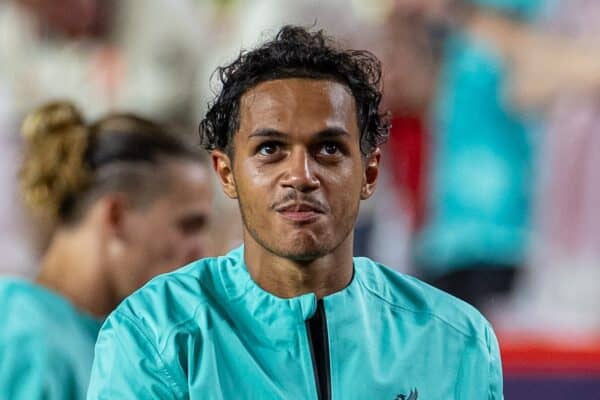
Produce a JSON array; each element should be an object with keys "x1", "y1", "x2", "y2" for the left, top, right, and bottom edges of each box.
[{"x1": 87, "y1": 311, "x2": 185, "y2": 399}]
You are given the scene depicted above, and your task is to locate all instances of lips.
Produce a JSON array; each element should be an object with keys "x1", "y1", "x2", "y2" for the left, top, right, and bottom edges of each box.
[
  {"x1": 275, "y1": 202, "x2": 325, "y2": 213},
  {"x1": 274, "y1": 201, "x2": 326, "y2": 222}
]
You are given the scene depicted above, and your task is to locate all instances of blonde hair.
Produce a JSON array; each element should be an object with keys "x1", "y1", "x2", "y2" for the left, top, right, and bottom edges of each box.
[
  {"x1": 20, "y1": 101, "x2": 91, "y2": 223},
  {"x1": 19, "y1": 101, "x2": 205, "y2": 228}
]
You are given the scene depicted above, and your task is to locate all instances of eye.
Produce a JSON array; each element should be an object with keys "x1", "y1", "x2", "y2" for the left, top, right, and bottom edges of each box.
[
  {"x1": 320, "y1": 142, "x2": 341, "y2": 156},
  {"x1": 177, "y1": 215, "x2": 208, "y2": 235},
  {"x1": 257, "y1": 142, "x2": 280, "y2": 156}
]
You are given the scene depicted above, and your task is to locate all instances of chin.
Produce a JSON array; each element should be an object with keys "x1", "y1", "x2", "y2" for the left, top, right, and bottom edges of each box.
[
  {"x1": 271, "y1": 236, "x2": 333, "y2": 262},
  {"x1": 278, "y1": 249, "x2": 329, "y2": 263},
  {"x1": 246, "y1": 220, "x2": 338, "y2": 261}
]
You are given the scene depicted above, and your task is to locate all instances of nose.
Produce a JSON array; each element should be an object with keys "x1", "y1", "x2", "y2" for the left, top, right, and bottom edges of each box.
[{"x1": 280, "y1": 148, "x2": 320, "y2": 192}]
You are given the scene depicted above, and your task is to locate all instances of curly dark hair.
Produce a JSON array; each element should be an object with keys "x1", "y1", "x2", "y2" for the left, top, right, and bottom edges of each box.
[{"x1": 199, "y1": 25, "x2": 390, "y2": 156}]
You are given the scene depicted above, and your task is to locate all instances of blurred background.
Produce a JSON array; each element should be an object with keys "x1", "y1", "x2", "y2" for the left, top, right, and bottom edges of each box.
[{"x1": 1, "y1": 0, "x2": 599, "y2": 397}]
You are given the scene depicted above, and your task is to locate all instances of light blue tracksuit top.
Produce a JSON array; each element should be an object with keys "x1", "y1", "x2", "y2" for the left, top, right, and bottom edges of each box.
[
  {"x1": 0, "y1": 279, "x2": 102, "y2": 399},
  {"x1": 87, "y1": 246, "x2": 503, "y2": 399}
]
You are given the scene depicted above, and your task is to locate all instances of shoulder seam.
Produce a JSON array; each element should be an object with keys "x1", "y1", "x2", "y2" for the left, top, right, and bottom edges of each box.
[
  {"x1": 485, "y1": 323, "x2": 499, "y2": 400},
  {"x1": 357, "y1": 278, "x2": 488, "y2": 347}
]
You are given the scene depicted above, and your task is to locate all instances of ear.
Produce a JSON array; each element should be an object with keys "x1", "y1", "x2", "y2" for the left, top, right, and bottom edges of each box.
[
  {"x1": 361, "y1": 148, "x2": 381, "y2": 200},
  {"x1": 212, "y1": 149, "x2": 238, "y2": 199},
  {"x1": 86, "y1": 194, "x2": 131, "y2": 263},
  {"x1": 92, "y1": 193, "x2": 130, "y2": 240}
]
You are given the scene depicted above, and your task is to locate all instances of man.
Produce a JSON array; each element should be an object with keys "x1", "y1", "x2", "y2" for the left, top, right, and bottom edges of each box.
[{"x1": 87, "y1": 26, "x2": 503, "y2": 399}]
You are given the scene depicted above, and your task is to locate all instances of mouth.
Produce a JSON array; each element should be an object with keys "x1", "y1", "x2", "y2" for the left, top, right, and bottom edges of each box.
[{"x1": 274, "y1": 202, "x2": 326, "y2": 223}]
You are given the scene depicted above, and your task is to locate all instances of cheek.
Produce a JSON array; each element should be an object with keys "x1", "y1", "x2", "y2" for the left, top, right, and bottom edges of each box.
[
  {"x1": 140, "y1": 238, "x2": 179, "y2": 280},
  {"x1": 235, "y1": 164, "x2": 274, "y2": 210},
  {"x1": 158, "y1": 229, "x2": 182, "y2": 258},
  {"x1": 332, "y1": 191, "x2": 361, "y2": 223},
  {"x1": 323, "y1": 165, "x2": 363, "y2": 201},
  {"x1": 136, "y1": 223, "x2": 177, "y2": 261},
  {"x1": 236, "y1": 160, "x2": 274, "y2": 195}
]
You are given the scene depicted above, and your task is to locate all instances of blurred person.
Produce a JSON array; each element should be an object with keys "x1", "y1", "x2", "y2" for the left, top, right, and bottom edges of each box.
[
  {"x1": 393, "y1": 0, "x2": 552, "y2": 311},
  {"x1": 88, "y1": 26, "x2": 503, "y2": 399},
  {"x1": 400, "y1": 0, "x2": 600, "y2": 322},
  {"x1": 0, "y1": 101, "x2": 212, "y2": 399}
]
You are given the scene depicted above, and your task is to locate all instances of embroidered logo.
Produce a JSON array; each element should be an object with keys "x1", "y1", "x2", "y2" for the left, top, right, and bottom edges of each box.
[{"x1": 395, "y1": 389, "x2": 418, "y2": 400}]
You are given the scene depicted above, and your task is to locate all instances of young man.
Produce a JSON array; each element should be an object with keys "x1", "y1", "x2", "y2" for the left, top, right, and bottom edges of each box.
[{"x1": 87, "y1": 26, "x2": 503, "y2": 399}]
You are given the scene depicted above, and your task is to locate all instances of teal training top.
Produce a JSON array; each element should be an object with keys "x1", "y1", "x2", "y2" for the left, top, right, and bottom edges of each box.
[
  {"x1": 0, "y1": 278, "x2": 103, "y2": 399},
  {"x1": 87, "y1": 247, "x2": 503, "y2": 399}
]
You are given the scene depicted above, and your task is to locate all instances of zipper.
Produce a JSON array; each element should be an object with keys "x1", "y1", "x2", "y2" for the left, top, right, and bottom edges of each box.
[{"x1": 305, "y1": 299, "x2": 331, "y2": 400}]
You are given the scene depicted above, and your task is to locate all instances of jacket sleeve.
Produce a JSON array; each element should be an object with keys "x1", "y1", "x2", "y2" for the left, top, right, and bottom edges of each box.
[
  {"x1": 485, "y1": 322, "x2": 504, "y2": 400},
  {"x1": 87, "y1": 311, "x2": 185, "y2": 399}
]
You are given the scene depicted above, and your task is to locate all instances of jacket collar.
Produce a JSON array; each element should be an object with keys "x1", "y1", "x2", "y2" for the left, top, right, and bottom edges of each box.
[{"x1": 218, "y1": 246, "x2": 362, "y2": 323}]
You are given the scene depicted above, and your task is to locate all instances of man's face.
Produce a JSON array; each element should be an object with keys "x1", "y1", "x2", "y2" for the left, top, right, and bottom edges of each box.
[
  {"x1": 214, "y1": 78, "x2": 379, "y2": 261},
  {"x1": 116, "y1": 160, "x2": 213, "y2": 296}
]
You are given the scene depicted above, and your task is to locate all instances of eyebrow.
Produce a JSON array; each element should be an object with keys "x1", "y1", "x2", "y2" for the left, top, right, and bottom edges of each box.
[
  {"x1": 248, "y1": 128, "x2": 287, "y2": 140},
  {"x1": 247, "y1": 127, "x2": 350, "y2": 140}
]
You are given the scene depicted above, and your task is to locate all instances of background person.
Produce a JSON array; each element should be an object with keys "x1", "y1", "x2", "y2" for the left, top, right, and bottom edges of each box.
[{"x1": 0, "y1": 101, "x2": 212, "y2": 399}]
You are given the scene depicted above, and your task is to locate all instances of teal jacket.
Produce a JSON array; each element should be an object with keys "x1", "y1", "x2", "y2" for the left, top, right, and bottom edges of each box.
[
  {"x1": 87, "y1": 247, "x2": 503, "y2": 399},
  {"x1": 0, "y1": 279, "x2": 102, "y2": 399}
]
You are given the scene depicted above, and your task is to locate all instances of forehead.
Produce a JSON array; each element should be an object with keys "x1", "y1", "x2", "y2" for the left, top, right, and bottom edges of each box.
[{"x1": 238, "y1": 78, "x2": 358, "y2": 137}]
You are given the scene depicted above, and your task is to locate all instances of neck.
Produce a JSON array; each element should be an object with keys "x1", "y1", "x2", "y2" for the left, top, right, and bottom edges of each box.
[
  {"x1": 243, "y1": 231, "x2": 354, "y2": 299},
  {"x1": 36, "y1": 228, "x2": 118, "y2": 317}
]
